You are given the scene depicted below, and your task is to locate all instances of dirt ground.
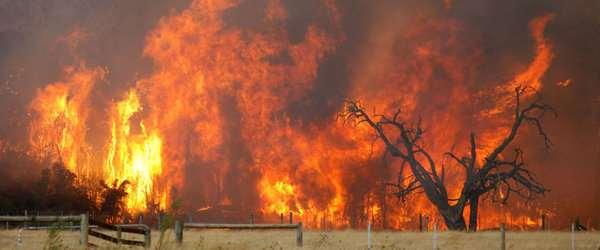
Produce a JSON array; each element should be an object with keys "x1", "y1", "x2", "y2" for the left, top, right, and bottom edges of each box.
[{"x1": 0, "y1": 229, "x2": 599, "y2": 249}]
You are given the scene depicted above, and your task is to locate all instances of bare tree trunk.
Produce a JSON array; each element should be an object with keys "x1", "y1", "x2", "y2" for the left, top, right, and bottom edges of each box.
[
  {"x1": 439, "y1": 206, "x2": 467, "y2": 230},
  {"x1": 344, "y1": 87, "x2": 552, "y2": 231},
  {"x1": 468, "y1": 196, "x2": 479, "y2": 232}
]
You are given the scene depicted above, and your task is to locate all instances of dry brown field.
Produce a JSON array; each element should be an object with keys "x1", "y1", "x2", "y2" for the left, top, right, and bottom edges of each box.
[{"x1": 0, "y1": 229, "x2": 599, "y2": 249}]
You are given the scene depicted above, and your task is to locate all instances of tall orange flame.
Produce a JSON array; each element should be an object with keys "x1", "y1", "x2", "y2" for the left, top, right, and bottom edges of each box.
[
  {"x1": 25, "y1": 0, "x2": 556, "y2": 229},
  {"x1": 28, "y1": 65, "x2": 104, "y2": 178}
]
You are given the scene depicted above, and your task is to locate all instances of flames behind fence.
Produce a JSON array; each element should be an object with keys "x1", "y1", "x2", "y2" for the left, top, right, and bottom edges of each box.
[{"x1": 1, "y1": 0, "x2": 598, "y2": 230}]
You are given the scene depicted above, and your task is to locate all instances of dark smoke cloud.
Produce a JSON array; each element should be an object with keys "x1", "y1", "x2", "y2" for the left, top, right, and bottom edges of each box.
[
  {"x1": 449, "y1": 0, "x2": 600, "y2": 225},
  {"x1": 312, "y1": 0, "x2": 600, "y2": 226}
]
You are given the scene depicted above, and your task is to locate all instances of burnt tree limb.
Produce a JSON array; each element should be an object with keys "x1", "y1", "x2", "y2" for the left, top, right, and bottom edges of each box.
[{"x1": 343, "y1": 86, "x2": 553, "y2": 231}]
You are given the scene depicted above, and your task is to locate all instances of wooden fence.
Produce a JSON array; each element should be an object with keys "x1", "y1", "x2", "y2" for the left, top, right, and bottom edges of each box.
[
  {"x1": 0, "y1": 215, "x2": 87, "y2": 245},
  {"x1": 175, "y1": 222, "x2": 303, "y2": 247},
  {"x1": 0, "y1": 214, "x2": 151, "y2": 248},
  {"x1": 89, "y1": 218, "x2": 151, "y2": 248}
]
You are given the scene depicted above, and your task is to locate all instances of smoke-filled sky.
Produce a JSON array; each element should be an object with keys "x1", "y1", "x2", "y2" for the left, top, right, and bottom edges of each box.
[{"x1": 0, "y1": 0, "x2": 599, "y2": 228}]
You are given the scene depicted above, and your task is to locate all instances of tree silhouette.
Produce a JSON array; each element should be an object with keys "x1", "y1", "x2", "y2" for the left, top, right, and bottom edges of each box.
[
  {"x1": 344, "y1": 87, "x2": 553, "y2": 231},
  {"x1": 35, "y1": 162, "x2": 93, "y2": 212},
  {"x1": 99, "y1": 179, "x2": 130, "y2": 223}
]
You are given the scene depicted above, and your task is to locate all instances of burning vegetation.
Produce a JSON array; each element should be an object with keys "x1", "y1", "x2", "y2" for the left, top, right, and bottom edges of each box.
[
  {"x1": 343, "y1": 86, "x2": 554, "y2": 231},
  {"x1": 0, "y1": 0, "x2": 599, "y2": 230}
]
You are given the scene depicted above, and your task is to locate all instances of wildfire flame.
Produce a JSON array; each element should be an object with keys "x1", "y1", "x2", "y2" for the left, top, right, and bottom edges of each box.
[
  {"x1": 25, "y1": 0, "x2": 557, "y2": 229},
  {"x1": 28, "y1": 65, "x2": 103, "y2": 178},
  {"x1": 104, "y1": 90, "x2": 166, "y2": 212}
]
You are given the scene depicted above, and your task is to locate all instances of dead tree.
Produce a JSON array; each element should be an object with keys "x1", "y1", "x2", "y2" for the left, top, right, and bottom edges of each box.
[
  {"x1": 343, "y1": 87, "x2": 554, "y2": 231},
  {"x1": 99, "y1": 179, "x2": 130, "y2": 223}
]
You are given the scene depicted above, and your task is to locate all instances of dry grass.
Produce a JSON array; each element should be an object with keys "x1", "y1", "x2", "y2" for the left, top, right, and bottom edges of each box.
[{"x1": 0, "y1": 229, "x2": 599, "y2": 249}]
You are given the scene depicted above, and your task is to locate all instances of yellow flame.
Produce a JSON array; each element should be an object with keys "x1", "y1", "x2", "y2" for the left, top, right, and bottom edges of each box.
[
  {"x1": 104, "y1": 90, "x2": 166, "y2": 213},
  {"x1": 260, "y1": 179, "x2": 297, "y2": 215}
]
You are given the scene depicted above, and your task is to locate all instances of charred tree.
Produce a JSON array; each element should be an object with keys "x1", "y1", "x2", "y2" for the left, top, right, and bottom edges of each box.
[
  {"x1": 343, "y1": 87, "x2": 553, "y2": 231},
  {"x1": 99, "y1": 179, "x2": 130, "y2": 223}
]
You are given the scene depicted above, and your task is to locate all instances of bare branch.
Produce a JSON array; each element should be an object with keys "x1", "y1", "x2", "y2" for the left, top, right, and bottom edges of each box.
[
  {"x1": 445, "y1": 152, "x2": 469, "y2": 170},
  {"x1": 342, "y1": 86, "x2": 554, "y2": 231}
]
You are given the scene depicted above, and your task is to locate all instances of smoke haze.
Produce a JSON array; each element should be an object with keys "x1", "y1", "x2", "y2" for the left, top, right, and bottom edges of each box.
[{"x1": 1, "y1": 0, "x2": 598, "y2": 229}]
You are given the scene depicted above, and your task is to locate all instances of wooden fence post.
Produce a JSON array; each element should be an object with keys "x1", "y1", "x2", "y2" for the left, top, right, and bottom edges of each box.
[
  {"x1": 280, "y1": 213, "x2": 284, "y2": 224},
  {"x1": 250, "y1": 214, "x2": 254, "y2": 224},
  {"x1": 433, "y1": 222, "x2": 438, "y2": 250},
  {"x1": 500, "y1": 223, "x2": 505, "y2": 250},
  {"x1": 367, "y1": 222, "x2": 371, "y2": 249},
  {"x1": 145, "y1": 227, "x2": 151, "y2": 249},
  {"x1": 296, "y1": 222, "x2": 303, "y2": 247},
  {"x1": 158, "y1": 212, "x2": 162, "y2": 229},
  {"x1": 571, "y1": 222, "x2": 575, "y2": 250},
  {"x1": 289, "y1": 212, "x2": 293, "y2": 224},
  {"x1": 419, "y1": 213, "x2": 423, "y2": 232},
  {"x1": 175, "y1": 220, "x2": 183, "y2": 245},
  {"x1": 80, "y1": 213, "x2": 88, "y2": 246},
  {"x1": 116, "y1": 225, "x2": 122, "y2": 246},
  {"x1": 17, "y1": 228, "x2": 22, "y2": 247},
  {"x1": 541, "y1": 213, "x2": 546, "y2": 231}
]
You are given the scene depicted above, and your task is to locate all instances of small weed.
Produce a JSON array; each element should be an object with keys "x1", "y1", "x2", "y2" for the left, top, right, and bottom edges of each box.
[
  {"x1": 155, "y1": 198, "x2": 182, "y2": 250},
  {"x1": 313, "y1": 232, "x2": 332, "y2": 249},
  {"x1": 262, "y1": 241, "x2": 283, "y2": 250},
  {"x1": 194, "y1": 235, "x2": 206, "y2": 249},
  {"x1": 44, "y1": 222, "x2": 68, "y2": 250}
]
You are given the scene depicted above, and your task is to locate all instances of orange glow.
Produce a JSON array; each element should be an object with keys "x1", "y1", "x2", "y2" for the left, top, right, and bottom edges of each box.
[
  {"x1": 511, "y1": 13, "x2": 555, "y2": 91},
  {"x1": 25, "y1": 0, "x2": 556, "y2": 229},
  {"x1": 260, "y1": 179, "x2": 300, "y2": 215},
  {"x1": 482, "y1": 13, "x2": 555, "y2": 118},
  {"x1": 104, "y1": 90, "x2": 167, "y2": 212},
  {"x1": 557, "y1": 79, "x2": 572, "y2": 87},
  {"x1": 28, "y1": 65, "x2": 104, "y2": 178}
]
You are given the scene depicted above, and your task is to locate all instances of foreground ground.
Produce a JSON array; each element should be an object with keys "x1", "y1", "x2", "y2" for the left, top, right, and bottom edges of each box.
[{"x1": 0, "y1": 229, "x2": 599, "y2": 249}]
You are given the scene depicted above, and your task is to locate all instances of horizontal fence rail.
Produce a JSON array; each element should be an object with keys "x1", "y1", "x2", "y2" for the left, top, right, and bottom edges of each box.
[
  {"x1": 90, "y1": 218, "x2": 151, "y2": 248},
  {"x1": 0, "y1": 214, "x2": 88, "y2": 246},
  {"x1": 25, "y1": 225, "x2": 98, "y2": 230},
  {"x1": 0, "y1": 215, "x2": 82, "y2": 222},
  {"x1": 177, "y1": 222, "x2": 303, "y2": 247},
  {"x1": 88, "y1": 229, "x2": 147, "y2": 247},
  {"x1": 0, "y1": 214, "x2": 150, "y2": 248},
  {"x1": 184, "y1": 223, "x2": 301, "y2": 229},
  {"x1": 90, "y1": 219, "x2": 149, "y2": 234}
]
